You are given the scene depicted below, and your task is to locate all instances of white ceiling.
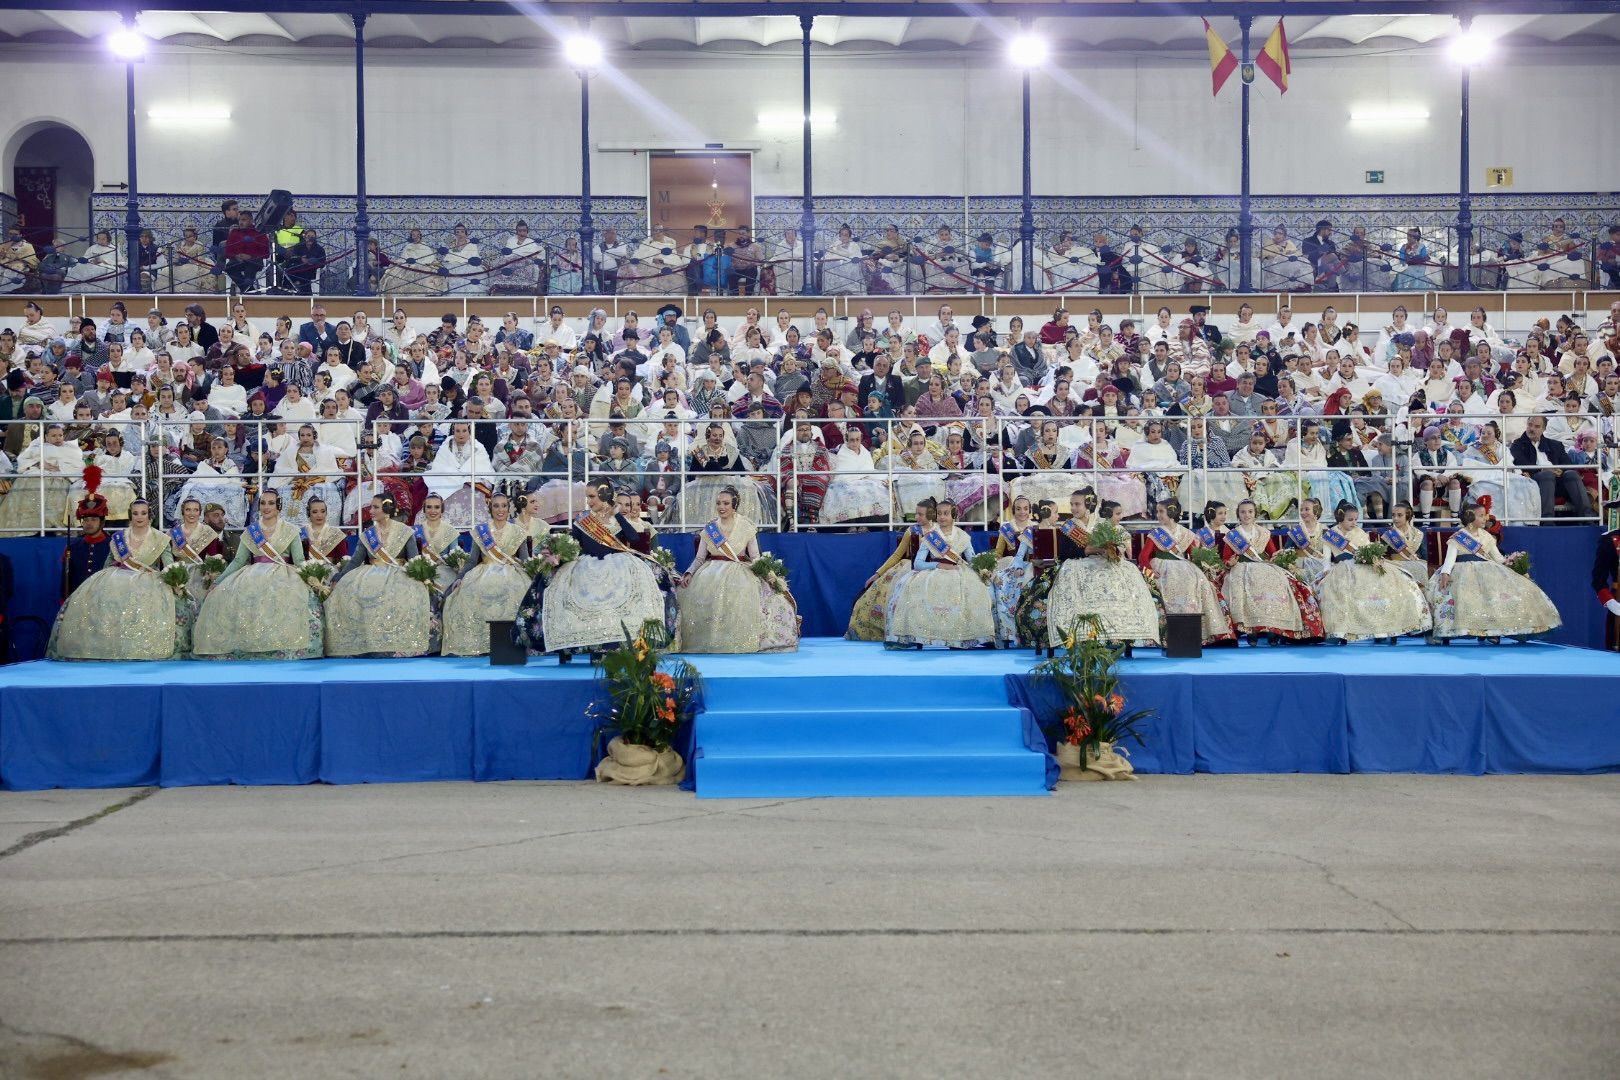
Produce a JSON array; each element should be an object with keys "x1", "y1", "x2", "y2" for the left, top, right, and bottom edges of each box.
[{"x1": 2, "y1": 10, "x2": 1619, "y2": 52}]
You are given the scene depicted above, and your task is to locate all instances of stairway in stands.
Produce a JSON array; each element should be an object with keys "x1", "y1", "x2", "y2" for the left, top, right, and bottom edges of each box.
[{"x1": 694, "y1": 672, "x2": 1051, "y2": 798}]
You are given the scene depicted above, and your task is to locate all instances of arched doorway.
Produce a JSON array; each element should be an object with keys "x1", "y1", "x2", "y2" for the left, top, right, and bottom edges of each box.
[{"x1": 5, "y1": 120, "x2": 95, "y2": 250}]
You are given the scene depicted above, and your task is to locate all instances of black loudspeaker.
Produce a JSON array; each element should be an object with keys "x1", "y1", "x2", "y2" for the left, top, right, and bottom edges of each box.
[
  {"x1": 488, "y1": 620, "x2": 527, "y2": 666},
  {"x1": 1164, "y1": 614, "x2": 1204, "y2": 659},
  {"x1": 253, "y1": 189, "x2": 294, "y2": 233}
]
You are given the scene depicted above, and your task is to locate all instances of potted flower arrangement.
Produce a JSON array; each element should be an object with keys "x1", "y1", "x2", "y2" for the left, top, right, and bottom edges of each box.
[
  {"x1": 969, "y1": 550, "x2": 999, "y2": 584},
  {"x1": 589, "y1": 618, "x2": 703, "y2": 786},
  {"x1": 1032, "y1": 613, "x2": 1152, "y2": 781}
]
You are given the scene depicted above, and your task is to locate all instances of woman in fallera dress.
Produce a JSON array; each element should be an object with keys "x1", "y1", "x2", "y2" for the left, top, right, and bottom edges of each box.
[
  {"x1": 1216, "y1": 499, "x2": 1324, "y2": 643},
  {"x1": 676, "y1": 487, "x2": 799, "y2": 653},
  {"x1": 412, "y1": 493, "x2": 466, "y2": 594},
  {"x1": 1044, "y1": 500, "x2": 1162, "y2": 649},
  {"x1": 324, "y1": 495, "x2": 436, "y2": 658},
  {"x1": 514, "y1": 482, "x2": 677, "y2": 660},
  {"x1": 49, "y1": 501, "x2": 191, "y2": 661},
  {"x1": 167, "y1": 496, "x2": 225, "y2": 612},
  {"x1": 1381, "y1": 502, "x2": 1430, "y2": 585},
  {"x1": 884, "y1": 499, "x2": 995, "y2": 649},
  {"x1": 192, "y1": 489, "x2": 325, "y2": 660},
  {"x1": 988, "y1": 495, "x2": 1037, "y2": 647},
  {"x1": 301, "y1": 497, "x2": 350, "y2": 566},
  {"x1": 1137, "y1": 498, "x2": 1233, "y2": 645},
  {"x1": 1426, "y1": 503, "x2": 1561, "y2": 642},
  {"x1": 1314, "y1": 502, "x2": 1433, "y2": 643},
  {"x1": 440, "y1": 492, "x2": 533, "y2": 656},
  {"x1": 846, "y1": 498, "x2": 933, "y2": 641}
]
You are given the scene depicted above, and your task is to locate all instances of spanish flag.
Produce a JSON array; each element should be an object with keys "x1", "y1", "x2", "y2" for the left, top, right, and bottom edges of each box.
[
  {"x1": 1203, "y1": 18, "x2": 1238, "y2": 96},
  {"x1": 1256, "y1": 18, "x2": 1291, "y2": 94}
]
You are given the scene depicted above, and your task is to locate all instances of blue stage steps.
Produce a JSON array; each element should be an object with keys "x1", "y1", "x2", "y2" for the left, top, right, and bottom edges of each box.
[{"x1": 693, "y1": 672, "x2": 1051, "y2": 798}]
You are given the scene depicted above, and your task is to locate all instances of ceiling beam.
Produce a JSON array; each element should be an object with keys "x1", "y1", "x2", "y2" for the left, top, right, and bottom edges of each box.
[{"x1": 19, "y1": 1, "x2": 1620, "y2": 22}]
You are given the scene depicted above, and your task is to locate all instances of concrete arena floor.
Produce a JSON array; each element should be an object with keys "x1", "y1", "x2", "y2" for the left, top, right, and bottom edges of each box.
[{"x1": 1, "y1": 776, "x2": 1617, "y2": 1080}]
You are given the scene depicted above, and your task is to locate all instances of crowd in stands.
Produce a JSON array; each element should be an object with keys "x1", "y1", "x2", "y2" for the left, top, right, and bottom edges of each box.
[{"x1": 0, "y1": 293, "x2": 1616, "y2": 540}]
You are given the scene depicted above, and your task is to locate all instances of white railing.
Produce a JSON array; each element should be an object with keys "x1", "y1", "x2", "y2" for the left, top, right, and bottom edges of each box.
[{"x1": 0, "y1": 410, "x2": 1611, "y2": 536}]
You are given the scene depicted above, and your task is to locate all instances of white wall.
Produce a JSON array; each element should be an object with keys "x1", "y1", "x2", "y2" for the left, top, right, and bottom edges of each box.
[{"x1": 2, "y1": 42, "x2": 1616, "y2": 199}]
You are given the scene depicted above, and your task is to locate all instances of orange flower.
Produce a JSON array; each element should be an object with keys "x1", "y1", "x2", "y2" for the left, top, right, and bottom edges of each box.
[
  {"x1": 1108, "y1": 693, "x2": 1125, "y2": 713},
  {"x1": 651, "y1": 672, "x2": 676, "y2": 692}
]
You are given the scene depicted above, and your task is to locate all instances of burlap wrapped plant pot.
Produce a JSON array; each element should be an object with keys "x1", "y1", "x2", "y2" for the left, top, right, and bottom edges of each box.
[{"x1": 594, "y1": 736, "x2": 686, "y2": 786}]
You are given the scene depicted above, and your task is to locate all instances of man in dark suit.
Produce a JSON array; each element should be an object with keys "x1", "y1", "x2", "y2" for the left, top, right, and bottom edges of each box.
[
  {"x1": 1509, "y1": 414, "x2": 1590, "y2": 522},
  {"x1": 298, "y1": 304, "x2": 339, "y2": 358}
]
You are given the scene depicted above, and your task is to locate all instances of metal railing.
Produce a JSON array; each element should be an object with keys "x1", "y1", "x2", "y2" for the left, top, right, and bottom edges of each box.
[{"x1": 1, "y1": 408, "x2": 1613, "y2": 537}]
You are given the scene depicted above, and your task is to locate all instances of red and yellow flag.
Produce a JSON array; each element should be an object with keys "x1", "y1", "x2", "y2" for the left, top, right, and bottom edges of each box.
[
  {"x1": 1256, "y1": 18, "x2": 1291, "y2": 94},
  {"x1": 1203, "y1": 18, "x2": 1238, "y2": 96}
]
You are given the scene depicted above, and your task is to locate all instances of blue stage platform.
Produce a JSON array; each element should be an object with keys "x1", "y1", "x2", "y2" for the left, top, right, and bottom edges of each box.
[{"x1": 1, "y1": 640, "x2": 1617, "y2": 793}]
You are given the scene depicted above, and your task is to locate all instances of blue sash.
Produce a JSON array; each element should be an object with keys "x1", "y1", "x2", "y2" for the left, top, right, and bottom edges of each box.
[
  {"x1": 111, "y1": 530, "x2": 131, "y2": 562},
  {"x1": 909, "y1": 523, "x2": 922, "y2": 538},
  {"x1": 1285, "y1": 524, "x2": 1309, "y2": 548},
  {"x1": 247, "y1": 521, "x2": 267, "y2": 548},
  {"x1": 299, "y1": 524, "x2": 309, "y2": 541},
  {"x1": 1148, "y1": 526, "x2": 1176, "y2": 551},
  {"x1": 1197, "y1": 526, "x2": 1216, "y2": 547},
  {"x1": 475, "y1": 522, "x2": 496, "y2": 549},
  {"x1": 999, "y1": 522, "x2": 1034, "y2": 548},
  {"x1": 169, "y1": 524, "x2": 188, "y2": 551},
  {"x1": 362, "y1": 525, "x2": 382, "y2": 553},
  {"x1": 1382, "y1": 528, "x2": 1407, "y2": 553},
  {"x1": 1225, "y1": 528, "x2": 1251, "y2": 555},
  {"x1": 1323, "y1": 528, "x2": 1350, "y2": 552},
  {"x1": 414, "y1": 524, "x2": 429, "y2": 548},
  {"x1": 704, "y1": 520, "x2": 729, "y2": 552},
  {"x1": 924, "y1": 528, "x2": 953, "y2": 561},
  {"x1": 1452, "y1": 530, "x2": 1482, "y2": 556}
]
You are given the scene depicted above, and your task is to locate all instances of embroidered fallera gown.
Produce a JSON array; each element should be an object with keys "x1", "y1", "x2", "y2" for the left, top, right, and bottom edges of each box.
[
  {"x1": 49, "y1": 527, "x2": 191, "y2": 660},
  {"x1": 440, "y1": 521, "x2": 531, "y2": 656},
  {"x1": 884, "y1": 525, "x2": 995, "y2": 648},
  {"x1": 1425, "y1": 527, "x2": 1560, "y2": 639},
  {"x1": 514, "y1": 511, "x2": 677, "y2": 655},
  {"x1": 323, "y1": 520, "x2": 435, "y2": 657},
  {"x1": 1314, "y1": 524, "x2": 1433, "y2": 641},
  {"x1": 192, "y1": 519, "x2": 324, "y2": 659},
  {"x1": 676, "y1": 515, "x2": 798, "y2": 653}
]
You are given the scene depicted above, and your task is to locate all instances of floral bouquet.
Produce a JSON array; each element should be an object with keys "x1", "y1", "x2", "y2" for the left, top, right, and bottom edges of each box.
[
  {"x1": 1505, "y1": 551, "x2": 1531, "y2": 576},
  {"x1": 537, "y1": 532, "x2": 581, "y2": 578},
  {"x1": 160, "y1": 563, "x2": 191, "y2": 596},
  {"x1": 969, "y1": 550, "x2": 999, "y2": 584},
  {"x1": 403, "y1": 556, "x2": 442, "y2": 592},
  {"x1": 588, "y1": 619, "x2": 703, "y2": 786},
  {"x1": 1087, "y1": 519, "x2": 1128, "y2": 562},
  {"x1": 1032, "y1": 613, "x2": 1151, "y2": 781},
  {"x1": 750, "y1": 553, "x2": 791, "y2": 597},
  {"x1": 1188, "y1": 546, "x2": 1226, "y2": 579},
  {"x1": 1270, "y1": 548, "x2": 1305, "y2": 579},
  {"x1": 441, "y1": 546, "x2": 471, "y2": 572},
  {"x1": 199, "y1": 554, "x2": 227, "y2": 582},
  {"x1": 651, "y1": 547, "x2": 677, "y2": 575},
  {"x1": 1352, "y1": 542, "x2": 1391, "y2": 572},
  {"x1": 296, "y1": 561, "x2": 334, "y2": 597}
]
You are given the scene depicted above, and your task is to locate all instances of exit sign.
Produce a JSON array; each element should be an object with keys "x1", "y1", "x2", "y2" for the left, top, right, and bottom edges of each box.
[{"x1": 1365, "y1": 170, "x2": 1385, "y2": 184}]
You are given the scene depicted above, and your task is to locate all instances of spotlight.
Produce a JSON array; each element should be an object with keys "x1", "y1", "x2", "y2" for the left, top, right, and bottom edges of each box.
[
  {"x1": 1008, "y1": 34, "x2": 1048, "y2": 69},
  {"x1": 1449, "y1": 27, "x2": 1493, "y2": 66},
  {"x1": 564, "y1": 35, "x2": 603, "y2": 69},
  {"x1": 107, "y1": 27, "x2": 146, "y2": 61}
]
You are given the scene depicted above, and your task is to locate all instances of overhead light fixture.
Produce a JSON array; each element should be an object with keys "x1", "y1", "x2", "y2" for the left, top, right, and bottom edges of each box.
[
  {"x1": 1008, "y1": 33, "x2": 1048, "y2": 68},
  {"x1": 757, "y1": 111, "x2": 837, "y2": 129},
  {"x1": 1449, "y1": 27, "x2": 1494, "y2": 66},
  {"x1": 107, "y1": 27, "x2": 146, "y2": 60},
  {"x1": 1349, "y1": 106, "x2": 1431, "y2": 123},
  {"x1": 147, "y1": 104, "x2": 232, "y2": 122},
  {"x1": 563, "y1": 35, "x2": 603, "y2": 68}
]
